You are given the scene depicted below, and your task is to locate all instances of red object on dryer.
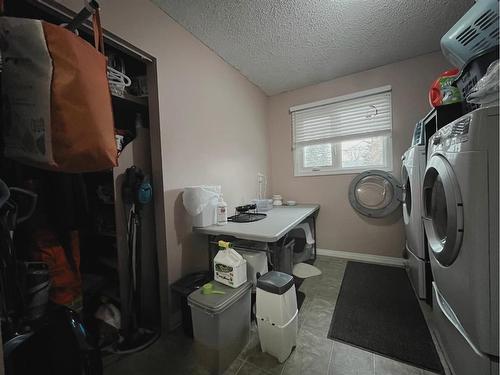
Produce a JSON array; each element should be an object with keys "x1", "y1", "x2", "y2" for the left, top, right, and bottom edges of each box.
[{"x1": 429, "y1": 68, "x2": 462, "y2": 108}]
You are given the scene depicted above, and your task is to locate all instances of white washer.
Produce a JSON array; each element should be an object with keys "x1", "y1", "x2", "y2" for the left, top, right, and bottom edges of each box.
[
  {"x1": 423, "y1": 106, "x2": 499, "y2": 375},
  {"x1": 401, "y1": 144, "x2": 428, "y2": 299}
]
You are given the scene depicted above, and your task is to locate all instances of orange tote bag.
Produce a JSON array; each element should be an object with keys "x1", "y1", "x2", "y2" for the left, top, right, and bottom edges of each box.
[{"x1": 0, "y1": 10, "x2": 117, "y2": 172}]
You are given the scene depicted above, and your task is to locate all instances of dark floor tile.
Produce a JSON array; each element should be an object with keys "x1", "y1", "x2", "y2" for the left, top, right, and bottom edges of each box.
[
  {"x1": 373, "y1": 355, "x2": 423, "y2": 375},
  {"x1": 246, "y1": 349, "x2": 286, "y2": 375},
  {"x1": 224, "y1": 358, "x2": 245, "y2": 375},
  {"x1": 328, "y1": 341, "x2": 374, "y2": 375},
  {"x1": 239, "y1": 325, "x2": 260, "y2": 360},
  {"x1": 282, "y1": 329, "x2": 333, "y2": 375},
  {"x1": 297, "y1": 297, "x2": 312, "y2": 328},
  {"x1": 240, "y1": 323, "x2": 286, "y2": 374},
  {"x1": 237, "y1": 361, "x2": 269, "y2": 375},
  {"x1": 300, "y1": 297, "x2": 335, "y2": 337}
]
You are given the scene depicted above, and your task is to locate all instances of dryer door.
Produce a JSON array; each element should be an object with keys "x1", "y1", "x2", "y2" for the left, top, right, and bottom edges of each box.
[
  {"x1": 348, "y1": 170, "x2": 402, "y2": 218},
  {"x1": 401, "y1": 163, "x2": 412, "y2": 225},
  {"x1": 422, "y1": 154, "x2": 464, "y2": 266}
]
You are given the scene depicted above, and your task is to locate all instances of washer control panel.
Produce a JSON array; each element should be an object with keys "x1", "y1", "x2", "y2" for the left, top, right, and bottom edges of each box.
[{"x1": 430, "y1": 115, "x2": 471, "y2": 153}]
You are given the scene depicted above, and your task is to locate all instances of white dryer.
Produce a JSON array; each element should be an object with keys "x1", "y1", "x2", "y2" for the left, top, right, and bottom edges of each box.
[
  {"x1": 423, "y1": 106, "x2": 499, "y2": 375},
  {"x1": 401, "y1": 144, "x2": 428, "y2": 299}
]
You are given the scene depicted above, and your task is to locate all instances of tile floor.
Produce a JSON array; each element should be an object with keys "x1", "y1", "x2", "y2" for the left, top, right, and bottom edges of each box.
[{"x1": 104, "y1": 256, "x2": 447, "y2": 375}]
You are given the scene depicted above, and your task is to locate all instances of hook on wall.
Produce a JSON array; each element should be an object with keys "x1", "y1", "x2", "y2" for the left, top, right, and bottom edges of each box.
[{"x1": 65, "y1": 0, "x2": 100, "y2": 32}]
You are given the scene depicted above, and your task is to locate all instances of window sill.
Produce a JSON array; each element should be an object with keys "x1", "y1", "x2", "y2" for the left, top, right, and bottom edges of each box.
[{"x1": 294, "y1": 166, "x2": 393, "y2": 177}]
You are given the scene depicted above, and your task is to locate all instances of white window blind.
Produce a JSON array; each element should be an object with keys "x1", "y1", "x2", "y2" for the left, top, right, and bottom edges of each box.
[
  {"x1": 291, "y1": 87, "x2": 392, "y2": 147},
  {"x1": 290, "y1": 86, "x2": 393, "y2": 176}
]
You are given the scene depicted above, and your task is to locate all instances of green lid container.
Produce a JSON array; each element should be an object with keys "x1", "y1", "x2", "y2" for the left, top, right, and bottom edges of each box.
[
  {"x1": 188, "y1": 281, "x2": 251, "y2": 314},
  {"x1": 188, "y1": 281, "x2": 252, "y2": 374}
]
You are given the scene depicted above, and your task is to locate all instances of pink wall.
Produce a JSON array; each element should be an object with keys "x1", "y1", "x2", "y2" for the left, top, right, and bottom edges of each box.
[
  {"x1": 267, "y1": 52, "x2": 452, "y2": 258},
  {"x1": 57, "y1": 0, "x2": 269, "y2": 328},
  {"x1": 47, "y1": 1, "x2": 452, "y2": 328}
]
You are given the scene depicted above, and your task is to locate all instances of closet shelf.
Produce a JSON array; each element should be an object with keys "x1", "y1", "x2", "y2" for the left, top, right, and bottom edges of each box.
[
  {"x1": 95, "y1": 230, "x2": 117, "y2": 238},
  {"x1": 111, "y1": 92, "x2": 148, "y2": 107},
  {"x1": 98, "y1": 256, "x2": 118, "y2": 270}
]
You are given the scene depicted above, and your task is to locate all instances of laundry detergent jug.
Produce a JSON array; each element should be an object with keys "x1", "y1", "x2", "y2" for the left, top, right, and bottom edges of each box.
[{"x1": 214, "y1": 240, "x2": 247, "y2": 288}]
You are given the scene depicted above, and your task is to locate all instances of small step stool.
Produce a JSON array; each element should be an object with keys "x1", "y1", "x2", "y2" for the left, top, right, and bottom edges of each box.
[{"x1": 256, "y1": 271, "x2": 298, "y2": 363}]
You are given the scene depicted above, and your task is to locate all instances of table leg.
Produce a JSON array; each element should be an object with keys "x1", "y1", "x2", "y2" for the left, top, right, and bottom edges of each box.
[
  {"x1": 312, "y1": 215, "x2": 317, "y2": 261},
  {"x1": 208, "y1": 235, "x2": 215, "y2": 278},
  {"x1": 273, "y1": 240, "x2": 279, "y2": 271}
]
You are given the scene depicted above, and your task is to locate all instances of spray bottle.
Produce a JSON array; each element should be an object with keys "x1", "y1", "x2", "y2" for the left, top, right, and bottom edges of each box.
[
  {"x1": 213, "y1": 240, "x2": 247, "y2": 288},
  {"x1": 216, "y1": 194, "x2": 227, "y2": 225}
]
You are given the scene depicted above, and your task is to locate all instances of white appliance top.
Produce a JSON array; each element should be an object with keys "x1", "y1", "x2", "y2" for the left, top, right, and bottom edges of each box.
[
  {"x1": 428, "y1": 106, "x2": 499, "y2": 156},
  {"x1": 194, "y1": 204, "x2": 319, "y2": 242}
]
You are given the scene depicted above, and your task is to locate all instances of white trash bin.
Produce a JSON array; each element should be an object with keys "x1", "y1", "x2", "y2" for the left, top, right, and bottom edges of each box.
[
  {"x1": 183, "y1": 185, "x2": 221, "y2": 227},
  {"x1": 234, "y1": 241, "x2": 269, "y2": 289},
  {"x1": 256, "y1": 271, "x2": 298, "y2": 363}
]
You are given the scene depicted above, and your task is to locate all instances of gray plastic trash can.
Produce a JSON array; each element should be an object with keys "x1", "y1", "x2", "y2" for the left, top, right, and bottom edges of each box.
[
  {"x1": 171, "y1": 271, "x2": 211, "y2": 337},
  {"x1": 188, "y1": 281, "x2": 252, "y2": 374}
]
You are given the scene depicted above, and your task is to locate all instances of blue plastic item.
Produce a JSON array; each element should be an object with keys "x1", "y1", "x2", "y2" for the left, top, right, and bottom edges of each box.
[{"x1": 441, "y1": 0, "x2": 499, "y2": 68}]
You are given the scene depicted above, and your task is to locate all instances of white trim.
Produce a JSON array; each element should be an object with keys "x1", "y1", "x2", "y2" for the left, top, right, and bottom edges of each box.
[
  {"x1": 289, "y1": 85, "x2": 392, "y2": 113},
  {"x1": 293, "y1": 134, "x2": 393, "y2": 177},
  {"x1": 294, "y1": 166, "x2": 393, "y2": 177},
  {"x1": 317, "y1": 248, "x2": 405, "y2": 267}
]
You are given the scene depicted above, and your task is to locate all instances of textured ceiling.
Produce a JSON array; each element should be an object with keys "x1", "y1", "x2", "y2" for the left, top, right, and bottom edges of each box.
[{"x1": 151, "y1": 0, "x2": 473, "y2": 95}]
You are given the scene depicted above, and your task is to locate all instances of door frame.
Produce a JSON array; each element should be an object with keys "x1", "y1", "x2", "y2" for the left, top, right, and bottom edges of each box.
[{"x1": 26, "y1": 0, "x2": 170, "y2": 333}]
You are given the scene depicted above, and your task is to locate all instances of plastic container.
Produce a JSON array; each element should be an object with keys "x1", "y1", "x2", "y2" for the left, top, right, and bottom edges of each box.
[
  {"x1": 214, "y1": 241, "x2": 247, "y2": 288},
  {"x1": 251, "y1": 199, "x2": 273, "y2": 212},
  {"x1": 171, "y1": 271, "x2": 211, "y2": 337},
  {"x1": 188, "y1": 281, "x2": 252, "y2": 375},
  {"x1": 256, "y1": 271, "x2": 298, "y2": 363},
  {"x1": 272, "y1": 194, "x2": 283, "y2": 206},
  {"x1": 441, "y1": 0, "x2": 499, "y2": 68},
  {"x1": 293, "y1": 241, "x2": 313, "y2": 264},
  {"x1": 183, "y1": 185, "x2": 221, "y2": 227},
  {"x1": 428, "y1": 68, "x2": 462, "y2": 108},
  {"x1": 235, "y1": 249, "x2": 268, "y2": 289},
  {"x1": 288, "y1": 222, "x2": 315, "y2": 264},
  {"x1": 454, "y1": 46, "x2": 499, "y2": 102},
  {"x1": 216, "y1": 195, "x2": 227, "y2": 226}
]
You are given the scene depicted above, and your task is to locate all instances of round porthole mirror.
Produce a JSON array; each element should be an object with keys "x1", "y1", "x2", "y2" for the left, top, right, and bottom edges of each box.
[{"x1": 348, "y1": 170, "x2": 402, "y2": 218}]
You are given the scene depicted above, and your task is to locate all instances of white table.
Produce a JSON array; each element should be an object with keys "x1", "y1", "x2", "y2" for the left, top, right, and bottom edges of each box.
[{"x1": 194, "y1": 204, "x2": 320, "y2": 273}]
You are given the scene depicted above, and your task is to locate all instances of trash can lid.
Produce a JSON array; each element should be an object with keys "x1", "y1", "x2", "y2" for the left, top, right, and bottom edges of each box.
[
  {"x1": 257, "y1": 271, "x2": 294, "y2": 295},
  {"x1": 171, "y1": 272, "x2": 210, "y2": 296},
  {"x1": 188, "y1": 281, "x2": 252, "y2": 314}
]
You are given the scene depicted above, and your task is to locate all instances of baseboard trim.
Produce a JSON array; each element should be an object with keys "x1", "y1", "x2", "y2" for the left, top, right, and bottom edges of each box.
[
  {"x1": 317, "y1": 248, "x2": 405, "y2": 267},
  {"x1": 168, "y1": 310, "x2": 182, "y2": 331}
]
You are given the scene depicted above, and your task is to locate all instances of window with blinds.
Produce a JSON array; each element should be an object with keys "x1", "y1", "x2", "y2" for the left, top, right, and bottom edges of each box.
[{"x1": 290, "y1": 86, "x2": 393, "y2": 176}]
